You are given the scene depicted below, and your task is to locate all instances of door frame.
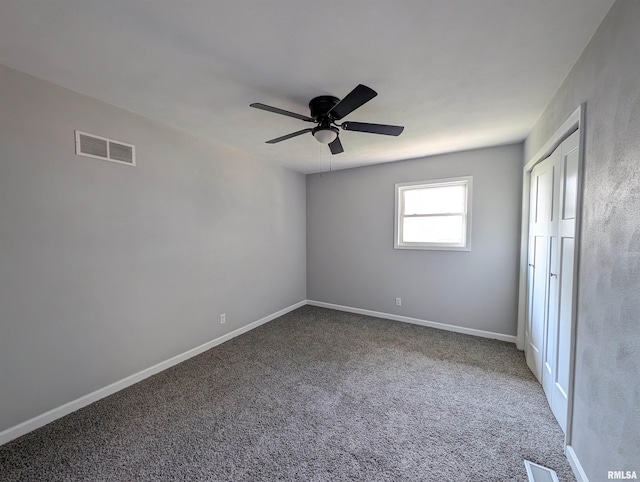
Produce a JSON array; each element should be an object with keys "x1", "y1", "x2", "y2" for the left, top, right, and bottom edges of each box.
[{"x1": 516, "y1": 104, "x2": 585, "y2": 446}]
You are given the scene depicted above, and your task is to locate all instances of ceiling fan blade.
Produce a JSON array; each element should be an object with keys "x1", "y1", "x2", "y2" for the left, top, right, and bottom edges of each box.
[
  {"x1": 250, "y1": 103, "x2": 314, "y2": 122},
  {"x1": 341, "y1": 121, "x2": 404, "y2": 136},
  {"x1": 265, "y1": 128, "x2": 313, "y2": 144},
  {"x1": 329, "y1": 136, "x2": 344, "y2": 155},
  {"x1": 328, "y1": 84, "x2": 377, "y2": 120}
]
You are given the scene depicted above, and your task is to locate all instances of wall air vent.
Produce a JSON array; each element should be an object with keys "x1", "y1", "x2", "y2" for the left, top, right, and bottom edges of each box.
[{"x1": 75, "y1": 130, "x2": 135, "y2": 166}]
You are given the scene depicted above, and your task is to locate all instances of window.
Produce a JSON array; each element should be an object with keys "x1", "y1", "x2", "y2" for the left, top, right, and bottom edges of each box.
[{"x1": 395, "y1": 176, "x2": 472, "y2": 250}]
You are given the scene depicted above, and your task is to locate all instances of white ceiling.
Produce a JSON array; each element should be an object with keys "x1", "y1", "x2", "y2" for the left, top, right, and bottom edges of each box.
[{"x1": 0, "y1": 1, "x2": 614, "y2": 173}]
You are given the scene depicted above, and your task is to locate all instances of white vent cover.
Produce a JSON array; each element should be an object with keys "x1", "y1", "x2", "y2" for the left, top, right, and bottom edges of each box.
[
  {"x1": 524, "y1": 460, "x2": 559, "y2": 482},
  {"x1": 75, "y1": 130, "x2": 135, "y2": 166}
]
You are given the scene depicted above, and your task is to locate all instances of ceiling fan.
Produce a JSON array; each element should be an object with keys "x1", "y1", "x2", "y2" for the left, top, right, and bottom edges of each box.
[{"x1": 250, "y1": 84, "x2": 404, "y2": 154}]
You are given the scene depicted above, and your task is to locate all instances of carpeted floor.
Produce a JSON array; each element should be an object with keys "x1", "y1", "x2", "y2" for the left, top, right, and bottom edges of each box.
[{"x1": 0, "y1": 306, "x2": 575, "y2": 481}]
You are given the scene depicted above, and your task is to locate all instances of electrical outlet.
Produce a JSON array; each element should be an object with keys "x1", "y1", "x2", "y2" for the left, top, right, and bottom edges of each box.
[
  {"x1": 220, "y1": 313, "x2": 226, "y2": 324},
  {"x1": 395, "y1": 298, "x2": 402, "y2": 306}
]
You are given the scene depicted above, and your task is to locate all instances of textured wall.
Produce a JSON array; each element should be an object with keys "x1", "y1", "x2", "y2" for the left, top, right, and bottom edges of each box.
[
  {"x1": 307, "y1": 144, "x2": 523, "y2": 336},
  {"x1": 524, "y1": 0, "x2": 640, "y2": 477},
  {"x1": 0, "y1": 65, "x2": 306, "y2": 433}
]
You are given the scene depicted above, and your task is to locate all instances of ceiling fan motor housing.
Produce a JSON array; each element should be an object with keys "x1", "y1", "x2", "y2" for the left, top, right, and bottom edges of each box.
[{"x1": 309, "y1": 95, "x2": 340, "y2": 121}]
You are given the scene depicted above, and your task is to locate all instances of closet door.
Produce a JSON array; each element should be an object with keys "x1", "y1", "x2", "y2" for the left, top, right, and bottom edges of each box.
[
  {"x1": 547, "y1": 130, "x2": 580, "y2": 432},
  {"x1": 526, "y1": 154, "x2": 555, "y2": 382},
  {"x1": 526, "y1": 130, "x2": 580, "y2": 434},
  {"x1": 542, "y1": 145, "x2": 561, "y2": 413}
]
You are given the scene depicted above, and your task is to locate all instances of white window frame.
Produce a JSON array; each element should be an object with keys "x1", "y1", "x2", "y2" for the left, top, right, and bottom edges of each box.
[{"x1": 394, "y1": 176, "x2": 472, "y2": 251}]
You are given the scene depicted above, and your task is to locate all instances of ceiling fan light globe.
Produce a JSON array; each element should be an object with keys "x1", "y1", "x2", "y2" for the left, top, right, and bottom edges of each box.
[{"x1": 313, "y1": 128, "x2": 338, "y2": 144}]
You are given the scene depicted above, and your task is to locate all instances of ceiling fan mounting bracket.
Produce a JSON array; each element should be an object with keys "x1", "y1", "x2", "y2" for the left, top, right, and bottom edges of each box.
[{"x1": 309, "y1": 95, "x2": 340, "y2": 121}]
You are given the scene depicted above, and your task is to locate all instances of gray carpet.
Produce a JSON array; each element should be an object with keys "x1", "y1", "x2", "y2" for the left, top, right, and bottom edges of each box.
[{"x1": 0, "y1": 306, "x2": 575, "y2": 481}]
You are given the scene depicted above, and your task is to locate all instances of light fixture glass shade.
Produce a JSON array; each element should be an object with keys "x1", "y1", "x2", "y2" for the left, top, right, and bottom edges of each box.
[{"x1": 313, "y1": 128, "x2": 338, "y2": 144}]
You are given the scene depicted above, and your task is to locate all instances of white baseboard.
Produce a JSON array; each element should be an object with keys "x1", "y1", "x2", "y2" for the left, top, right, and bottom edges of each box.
[
  {"x1": 306, "y1": 300, "x2": 517, "y2": 343},
  {"x1": 566, "y1": 445, "x2": 590, "y2": 482},
  {"x1": 0, "y1": 300, "x2": 306, "y2": 447}
]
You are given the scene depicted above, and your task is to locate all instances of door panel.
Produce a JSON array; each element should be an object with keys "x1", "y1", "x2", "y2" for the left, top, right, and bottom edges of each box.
[
  {"x1": 548, "y1": 131, "x2": 580, "y2": 431},
  {"x1": 543, "y1": 235, "x2": 558, "y2": 403},
  {"x1": 562, "y1": 143, "x2": 579, "y2": 220},
  {"x1": 557, "y1": 237, "x2": 574, "y2": 395},
  {"x1": 529, "y1": 235, "x2": 547, "y2": 378},
  {"x1": 526, "y1": 157, "x2": 554, "y2": 381}
]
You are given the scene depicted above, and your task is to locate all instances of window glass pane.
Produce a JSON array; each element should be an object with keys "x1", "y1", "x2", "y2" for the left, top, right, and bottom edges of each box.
[
  {"x1": 402, "y1": 215, "x2": 464, "y2": 244},
  {"x1": 403, "y1": 185, "x2": 466, "y2": 215}
]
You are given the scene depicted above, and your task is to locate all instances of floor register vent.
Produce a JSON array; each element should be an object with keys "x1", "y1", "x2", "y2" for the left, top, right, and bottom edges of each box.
[
  {"x1": 75, "y1": 130, "x2": 135, "y2": 166},
  {"x1": 524, "y1": 460, "x2": 559, "y2": 482}
]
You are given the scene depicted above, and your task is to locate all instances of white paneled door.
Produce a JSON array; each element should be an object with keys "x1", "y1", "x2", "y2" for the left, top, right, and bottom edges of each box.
[
  {"x1": 526, "y1": 130, "x2": 580, "y2": 434},
  {"x1": 526, "y1": 153, "x2": 554, "y2": 382}
]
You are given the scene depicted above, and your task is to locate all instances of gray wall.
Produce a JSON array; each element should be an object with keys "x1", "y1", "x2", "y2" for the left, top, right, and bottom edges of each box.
[
  {"x1": 0, "y1": 65, "x2": 306, "y2": 433},
  {"x1": 307, "y1": 144, "x2": 523, "y2": 336},
  {"x1": 525, "y1": 0, "x2": 640, "y2": 477}
]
